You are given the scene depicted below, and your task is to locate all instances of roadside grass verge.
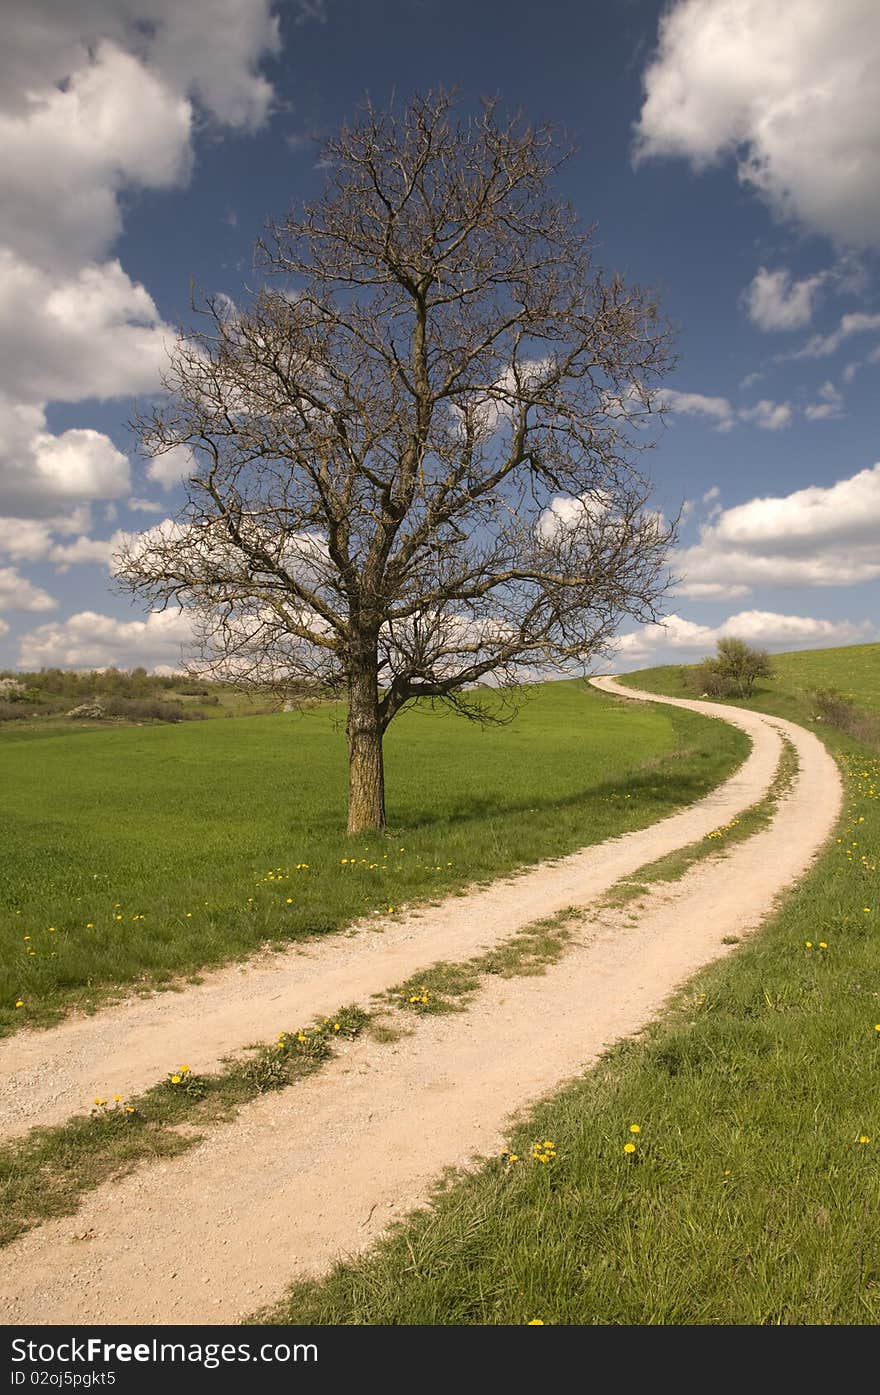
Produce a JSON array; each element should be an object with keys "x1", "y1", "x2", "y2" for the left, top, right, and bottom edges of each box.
[
  {"x1": 1, "y1": 681, "x2": 748, "y2": 1035},
  {"x1": 0, "y1": 912, "x2": 582, "y2": 1248},
  {"x1": 388, "y1": 911, "x2": 577, "y2": 1015},
  {"x1": 252, "y1": 662, "x2": 880, "y2": 1325},
  {"x1": 0, "y1": 1005, "x2": 371, "y2": 1249}
]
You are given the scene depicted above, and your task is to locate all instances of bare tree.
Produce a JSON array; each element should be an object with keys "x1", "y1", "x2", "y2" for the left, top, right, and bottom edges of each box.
[{"x1": 116, "y1": 91, "x2": 676, "y2": 834}]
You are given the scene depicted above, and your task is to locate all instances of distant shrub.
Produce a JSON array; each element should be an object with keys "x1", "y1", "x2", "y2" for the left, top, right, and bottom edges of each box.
[
  {"x1": 101, "y1": 697, "x2": 187, "y2": 723},
  {"x1": 692, "y1": 637, "x2": 772, "y2": 699},
  {"x1": 813, "y1": 687, "x2": 880, "y2": 748}
]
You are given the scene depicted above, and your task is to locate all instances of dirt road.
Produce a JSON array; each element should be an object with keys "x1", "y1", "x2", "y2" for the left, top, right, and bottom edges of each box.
[{"x1": 0, "y1": 679, "x2": 842, "y2": 1323}]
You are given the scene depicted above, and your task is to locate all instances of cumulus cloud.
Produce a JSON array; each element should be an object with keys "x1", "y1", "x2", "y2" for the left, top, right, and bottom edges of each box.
[
  {"x1": 675, "y1": 462, "x2": 880, "y2": 593},
  {"x1": 0, "y1": 403, "x2": 130, "y2": 516},
  {"x1": 737, "y1": 399, "x2": 792, "y2": 431},
  {"x1": 804, "y1": 381, "x2": 845, "y2": 421},
  {"x1": 0, "y1": 1, "x2": 280, "y2": 522},
  {"x1": 0, "y1": 566, "x2": 56, "y2": 613},
  {"x1": 0, "y1": 256, "x2": 171, "y2": 405},
  {"x1": 634, "y1": 0, "x2": 880, "y2": 248},
  {"x1": 127, "y1": 497, "x2": 165, "y2": 514},
  {"x1": 0, "y1": 511, "x2": 132, "y2": 573},
  {"x1": 614, "y1": 608, "x2": 874, "y2": 666},
  {"x1": 17, "y1": 606, "x2": 195, "y2": 670},
  {"x1": 658, "y1": 391, "x2": 795, "y2": 432},
  {"x1": 674, "y1": 581, "x2": 750, "y2": 601},
  {"x1": 145, "y1": 446, "x2": 198, "y2": 490},
  {"x1": 536, "y1": 491, "x2": 610, "y2": 542},
  {"x1": 792, "y1": 312, "x2": 880, "y2": 359},
  {"x1": 0, "y1": 2, "x2": 280, "y2": 133},
  {"x1": 744, "y1": 267, "x2": 826, "y2": 331},
  {"x1": 658, "y1": 390, "x2": 735, "y2": 432},
  {"x1": 0, "y1": 44, "x2": 192, "y2": 271}
]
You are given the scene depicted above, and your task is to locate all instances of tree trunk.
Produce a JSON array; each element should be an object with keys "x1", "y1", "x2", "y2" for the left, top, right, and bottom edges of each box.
[{"x1": 346, "y1": 662, "x2": 386, "y2": 835}]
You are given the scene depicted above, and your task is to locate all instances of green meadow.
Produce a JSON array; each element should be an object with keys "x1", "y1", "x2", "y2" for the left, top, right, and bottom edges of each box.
[
  {"x1": 0, "y1": 680, "x2": 746, "y2": 1034},
  {"x1": 257, "y1": 642, "x2": 880, "y2": 1326}
]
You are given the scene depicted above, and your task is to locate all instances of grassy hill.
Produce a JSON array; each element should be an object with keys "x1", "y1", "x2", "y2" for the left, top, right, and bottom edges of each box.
[{"x1": 621, "y1": 640, "x2": 880, "y2": 727}]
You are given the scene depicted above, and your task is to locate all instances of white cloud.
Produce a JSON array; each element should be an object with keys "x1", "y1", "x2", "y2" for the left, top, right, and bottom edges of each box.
[
  {"x1": 737, "y1": 399, "x2": 792, "y2": 431},
  {"x1": 0, "y1": 2, "x2": 280, "y2": 136},
  {"x1": 146, "y1": 445, "x2": 198, "y2": 490},
  {"x1": 804, "y1": 381, "x2": 845, "y2": 421},
  {"x1": 537, "y1": 491, "x2": 610, "y2": 542},
  {"x1": 634, "y1": 0, "x2": 880, "y2": 249},
  {"x1": 658, "y1": 390, "x2": 735, "y2": 432},
  {"x1": 48, "y1": 530, "x2": 130, "y2": 571},
  {"x1": 793, "y1": 311, "x2": 880, "y2": 358},
  {"x1": 744, "y1": 267, "x2": 825, "y2": 331},
  {"x1": 615, "y1": 608, "x2": 874, "y2": 666},
  {"x1": 0, "y1": 512, "x2": 130, "y2": 572},
  {"x1": 702, "y1": 486, "x2": 720, "y2": 504},
  {"x1": 127, "y1": 497, "x2": 166, "y2": 514},
  {"x1": 0, "y1": 43, "x2": 192, "y2": 271},
  {"x1": 674, "y1": 581, "x2": 750, "y2": 600},
  {"x1": 0, "y1": 566, "x2": 56, "y2": 612},
  {"x1": 0, "y1": 2, "x2": 280, "y2": 520},
  {"x1": 739, "y1": 371, "x2": 764, "y2": 390},
  {"x1": 0, "y1": 255, "x2": 171, "y2": 405},
  {"x1": 658, "y1": 391, "x2": 794, "y2": 433},
  {"x1": 0, "y1": 509, "x2": 92, "y2": 560},
  {"x1": 675, "y1": 462, "x2": 880, "y2": 593},
  {"x1": 0, "y1": 403, "x2": 131, "y2": 515},
  {"x1": 17, "y1": 606, "x2": 195, "y2": 670}
]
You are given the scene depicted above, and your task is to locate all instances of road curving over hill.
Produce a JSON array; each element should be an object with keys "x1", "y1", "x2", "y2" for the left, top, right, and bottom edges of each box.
[
  {"x1": 0, "y1": 678, "x2": 838, "y2": 1143},
  {"x1": 0, "y1": 677, "x2": 844, "y2": 1323},
  {"x1": 3, "y1": 679, "x2": 779, "y2": 1140}
]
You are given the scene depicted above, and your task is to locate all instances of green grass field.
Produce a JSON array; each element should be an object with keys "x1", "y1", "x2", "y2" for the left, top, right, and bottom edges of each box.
[
  {"x1": 0, "y1": 679, "x2": 747, "y2": 1035},
  {"x1": 257, "y1": 642, "x2": 880, "y2": 1325}
]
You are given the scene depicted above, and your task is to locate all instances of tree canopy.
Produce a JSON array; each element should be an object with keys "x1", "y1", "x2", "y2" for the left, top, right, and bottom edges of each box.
[{"x1": 117, "y1": 91, "x2": 677, "y2": 832}]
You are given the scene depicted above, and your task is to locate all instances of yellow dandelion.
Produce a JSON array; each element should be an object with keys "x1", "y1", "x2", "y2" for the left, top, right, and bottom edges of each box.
[
  {"x1": 170, "y1": 1074, "x2": 181, "y2": 1085},
  {"x1": 858, "y1": 1135, "x2": 871, "y2": 1145},
  {"x1": 14, "y1": 1000, "x2": 23, "y2": 1008},
  {"x1": 805, "y1": 941, "x2": 813, "y2": 948},
  {"x1": 527, "y1": 1320, "x2": 544, "y2": 1325},
  {"x1": 85, "y1": 922, "x2": 94, "y2": 929},
  {"x1": 623, "y1": 1142, "x2": 636, "y2": 1154},
  {"x1": 285, "y1": 897, "x2": 293, "y2": 904},
  {"x1": 113, "y1": 1094, "x2": 122, "y2": 1102},
  {"x1": 629, "y1": 1124, "x2": 641, "y2": 1134}
]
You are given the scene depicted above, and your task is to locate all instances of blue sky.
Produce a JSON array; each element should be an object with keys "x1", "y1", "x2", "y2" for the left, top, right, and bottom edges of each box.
[{"x1": 1, "y1": 0, "x2": 878, "y2": 673}]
